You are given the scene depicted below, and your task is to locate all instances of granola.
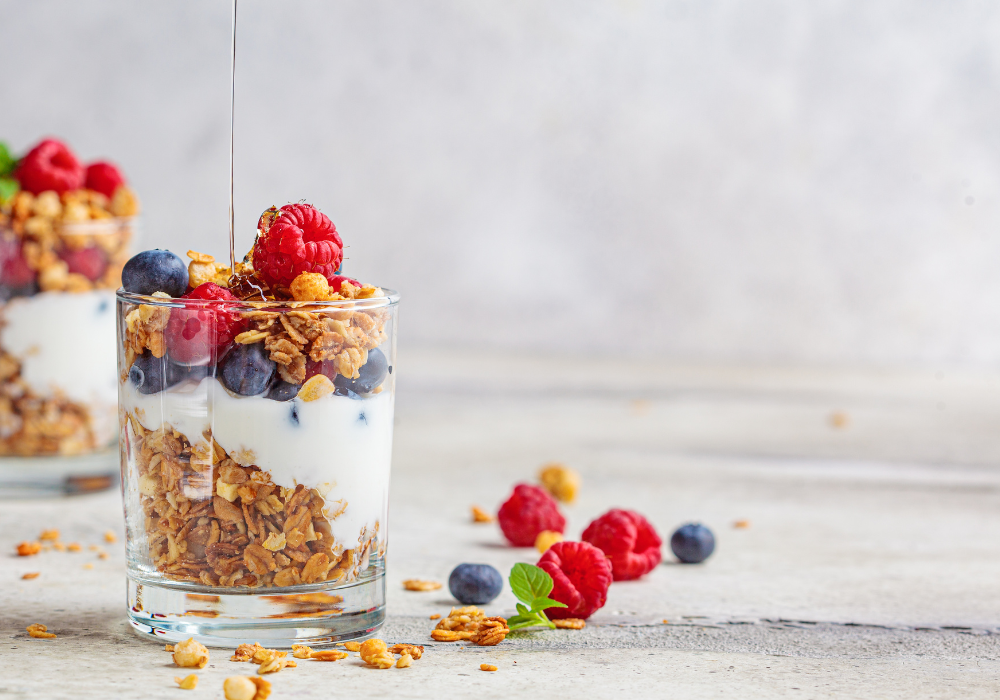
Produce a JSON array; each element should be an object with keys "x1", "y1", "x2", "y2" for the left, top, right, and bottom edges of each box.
[
  {"x1": 125, "y1": 417, "x2": 379, "y2": 588},
  {"x1": 431, "y1": 606, "x2": 510, "y2": 645},
  {"x1": 403, "y1": 579, "x2": 442, "y2": 592},
  {"x1": 26, "y1": 623, "x2": 55, "y2": 639},
  {"x1": 223, "y1": 676, "x2": 270, "y2": 700}
]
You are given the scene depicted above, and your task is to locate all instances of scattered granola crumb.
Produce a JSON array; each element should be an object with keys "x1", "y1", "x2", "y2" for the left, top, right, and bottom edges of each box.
[
  {"x1": 291, "y1": 644, "x2": 313, "y2": 659},
  {"x1": 174, "y1": 675, "x2": 198, "y2": 690},
  {"x1": 733, "y1": 519, "x2": 751, "y2": 529},
  {"x1": 389, "y1": 644, "x2": 423, "y2": 660},
  {"x1": 172, "y1": 638, "x2": 210, "y2": 668},
  {"x1": 165, "y1": 644, "x2": 175, "y2": 652},
  {"x1": 83, "y1": 563, "x2": 94, "y2": 570},
  {"x1": 397, "y1": 653, "x2": 413, "y2": 668},
  {"x1": 27, "y1": 623, "x2": 56, "y2": 639},
  {"x1": 257, "y1": 657, "x2": 296, "y2": 674},
  {"x1": 829, "y1": 411, "x2": 850, "y2": 428},
  {"x1": 534, "y1": 529, "x2": 564, "y2": 554},
  {"x1": 231, "y1": 643, "x2": 286, "y2": 664},
  {"x1": 403, "y1": 579, "x2": 442, "y2": 592},
  {"x1": 97, "y1": 550, "x2": 109, "y2": 560},
  {"x1": 359, "y1": 639, "x2": 395, "y2": 669},
  {"x1": 538, "y1": 463, "x2": 580, "y2": 503},
  {"x1": 342, "y1": 641, "x2": 362, "y2": 652},
  {"x1": 223, "y1": 676, "x2": 270, "y2": 700},
  {"x1": 429, "y1": 614, "x2": 441, "y2": 620},
  {"x1": 471, "y1": 505, "x2": 494, "y2": 523},
  {"x1": 67, "y1": 543, "x2": 82, "y2": 552},
  {"x1": 662, "y1": 619, "x2": 669, "y2": 624},
  {"x1": 103, "y1": 530, "x2": 118, "y2": 543},
  {"x1": 52, "y1": 542, "x2": 66, "y2": 552},
  {"x1": 432, "y1": 606, "x2": 485, "y2": 642},
  {"x1": 309, "y1": 650, "x2": 348, "y2": 661},
  {"x1": 16, "y1": 542, "x2": 41, "y2": 556},
  {"x1": 38, "y1": 529, "x2": 60, "y2": 541},
  {"x1": 480, "y1": 664, "x2": 498, "y2": 672},
  {"x1": 553, "y1": 618, "x2": 586, "y2": 630},
  {"x1": 471, "y1": 617, "x2": 510, "y2": 646},
  {"x1": 21, "y1": 572, "x2": 40, "y2": 580}
]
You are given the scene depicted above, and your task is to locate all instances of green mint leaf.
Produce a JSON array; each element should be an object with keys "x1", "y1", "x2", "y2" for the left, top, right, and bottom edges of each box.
[
  {"x1": 0, "y1": 176, "x2": 18, "y2": 204},
  {"x1": 509, "y1": 563, "x2": 554, "y2": 606},
  {"x1": 0, "y1": 142, "x2": 17, "y2": 178},
  {"x1": 530, "y1": 596, "x2": 568, "y2": 611},
  {"x1": 515, "y1": 602, "x2": 531, "y2": 617}
]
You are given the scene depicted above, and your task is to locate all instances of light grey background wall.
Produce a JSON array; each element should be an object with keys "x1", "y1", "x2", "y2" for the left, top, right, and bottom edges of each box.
[{"x1": 2, "y1": 0, "x2": 998, "y2": 367}]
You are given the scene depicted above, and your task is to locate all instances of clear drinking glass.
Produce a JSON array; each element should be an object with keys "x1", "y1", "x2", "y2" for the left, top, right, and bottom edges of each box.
[
  {"x1": 0, "y1": 189, "x2": 137, "y2": 496},
  {"x1": 117, "y1": 287, "x2": 398, "y2": 646}
]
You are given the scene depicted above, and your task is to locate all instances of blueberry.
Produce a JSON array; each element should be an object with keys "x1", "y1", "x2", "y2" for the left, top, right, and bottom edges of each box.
[
  {"x1": 448, "y1": 563, "x2": 503, "y2": 605},
  {"x1": 220, "y1": 343, "x2": 275, "y2": 396},
  {"x1": 333, "y1": 387, "x2": 362, "y2": 400},
  {"x1": 122, "y1": 249, "x2": 188, "y2": 297},
  {"x1": 128, "y1": 352, "x2": 189, "y2": 395},
  {"x1": 266, "y1": 380, "x2": 300, "y2": 402},
  {"x1": 0, "y1": 281, "x2": 38, "y2": 302},
  {"x1": 334, "y1": 347, "x2": 389, "y2": 394},
  {"x1": 670, "y1": 523, "x2": 715, "y2": 564}
]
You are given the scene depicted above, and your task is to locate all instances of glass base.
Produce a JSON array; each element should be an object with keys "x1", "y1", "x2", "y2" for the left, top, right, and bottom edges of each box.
[
  {"x1": 126, "y1": 571, "x2": 385, "y2": 648},
  {"x1": 0, "y1": 448, "x2": 118, "y2": 498}
]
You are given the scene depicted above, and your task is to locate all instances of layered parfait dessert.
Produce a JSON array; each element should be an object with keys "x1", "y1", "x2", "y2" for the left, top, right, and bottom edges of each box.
[
  {"x1": 118, "y1": 203, "x2": 396, "y2": 594},
  {"x1": 0, "y1": 138, "x2": 138, "y2": 457}
]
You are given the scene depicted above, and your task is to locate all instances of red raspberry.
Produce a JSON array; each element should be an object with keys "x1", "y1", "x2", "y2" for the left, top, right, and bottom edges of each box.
[
  {"x1": 497, "y1": 484, "x2": 565, "y2": 547},
  {"x1": 581, "y1": 509, "x2": 662, "y2": 581},
  {"x1": 84, "y1": 161, "x2": 126, "y2": 198},
  {"x1": 536, "y1": 541, "x2": 612, "y2": 620},
  {"x1": 13, "y1": 139, "x2": 84, "y2": 195},
  {"x1": 60, "y1": 246, "x2": 107, "y2": 282},
  {"x1": 252, "y1": 204, "x2": 343, "y2": 289},
  {"x1": 165, "y1": 283, "x2": 244, "y2": 365},
  {"x1": 0, "y1": 238, "x2": 35, "y2": 288}
]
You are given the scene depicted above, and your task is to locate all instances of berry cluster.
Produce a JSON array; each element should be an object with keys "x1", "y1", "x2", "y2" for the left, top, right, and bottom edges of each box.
[
  {"x1": 0, "y1": 137, "x2": 138, "y2": 297},
  {"x1": 121, "y1": 203, "x2": 389, "y2": 404},
  {"x1": 490, "y1": 466, "x2": 717, "y2": 620}
]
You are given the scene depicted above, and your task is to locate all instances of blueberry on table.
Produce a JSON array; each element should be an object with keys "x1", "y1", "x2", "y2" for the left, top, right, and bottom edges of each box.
[
  {"x1": 122, "y1": 249, "x2": 188, "y2": 297},
  {"x1": 220, "y1": 343, "x2": 276, "y2": 396},
  {"x1": 334, "y1": 347, "x2": 388, "y2": 394},
  {"x1": 670, "y1": 523, "x2": 715, "y2": 564},
  {"x1": 128, "y1": 352, "x2": 189, "y2": 395},
  {"x1": 448, "y1": 563, "x2": 503, "y2": 605},
  {"x1": 266, "y1": 380, "x2": 300, "y2": 402}
]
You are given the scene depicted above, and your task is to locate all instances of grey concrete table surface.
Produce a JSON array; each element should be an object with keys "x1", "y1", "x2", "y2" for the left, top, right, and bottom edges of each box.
[{"x1": 4, "y1": 352, "x2": 1000, "y2": 699}]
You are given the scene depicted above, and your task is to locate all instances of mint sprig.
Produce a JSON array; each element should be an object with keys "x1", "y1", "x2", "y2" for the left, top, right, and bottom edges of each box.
[
  {"x1": 505, "y1": 563, "x2": 567, "y2": 631},
  {"x1": 0, "y1": 142, "x2": 18, "y2": 178}
]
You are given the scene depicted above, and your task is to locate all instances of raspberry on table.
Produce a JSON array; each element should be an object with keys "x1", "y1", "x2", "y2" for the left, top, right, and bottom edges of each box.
[
  {"x1": 13, "y1": 139, "x2": 84, "y2": 195},
  {"x1": 581, "y1": 509, "x2": 663, "y2": 581},
  {"x1": 536, "y1": 541, "x2": 612, "y2": 620},
  {"x1": 84, "y1": 161, "x2": 126, "y2": 199},
  {"x1": 252, "y1": 203, "x2": 343, "y2": 289},
  {"x1": 165, "y1": 283, "x2": 244, "y2": 365},
  {"x1": 497, "y1": 484, "x2": 566, "y2": 547}
]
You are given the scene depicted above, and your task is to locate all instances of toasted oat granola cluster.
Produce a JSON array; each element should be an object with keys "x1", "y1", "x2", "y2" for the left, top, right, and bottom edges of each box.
[{"x1": 127, "y1": 416, "x2": 381, "y2": 587}]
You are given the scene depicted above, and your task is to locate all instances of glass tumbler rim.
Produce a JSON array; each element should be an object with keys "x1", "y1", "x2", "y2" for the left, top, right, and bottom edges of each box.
[{"x1": 116, "y1": 286, "x2": 400, "y2": 309}]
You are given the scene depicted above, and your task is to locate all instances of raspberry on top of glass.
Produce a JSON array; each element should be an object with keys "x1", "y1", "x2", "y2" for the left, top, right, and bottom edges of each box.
[
  {"x1": 0, "y1": 138, "x2": 139, "y2": 297},
  {"x1": 118, "y1": 203, "x2": 395, "y2": 589},
  {"x1": 0, "y1": 138, "x2": 139, "y2": 457}
]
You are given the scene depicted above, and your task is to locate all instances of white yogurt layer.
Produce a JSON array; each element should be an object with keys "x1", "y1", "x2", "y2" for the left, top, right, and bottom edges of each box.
[
  {"x1": 121, "y1": 377, "x2": 393, "y2": 549},
  {"x1": 1, "y1": 291, "x2": 119, "y2": 443}
]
